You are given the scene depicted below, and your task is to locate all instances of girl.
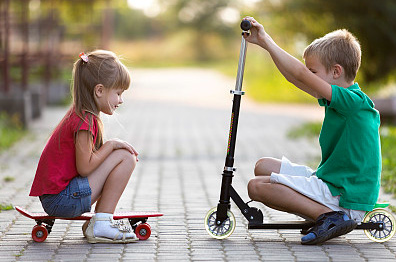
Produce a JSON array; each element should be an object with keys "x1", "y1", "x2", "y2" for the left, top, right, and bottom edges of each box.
[{"x1": 29, "y1": 50, "x2": 139, "y2": 243}]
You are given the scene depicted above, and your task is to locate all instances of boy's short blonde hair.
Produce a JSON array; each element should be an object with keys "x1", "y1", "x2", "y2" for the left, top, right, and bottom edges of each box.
[{"x1": 303, "y1": 29, "x2": 361, "y2": 83}]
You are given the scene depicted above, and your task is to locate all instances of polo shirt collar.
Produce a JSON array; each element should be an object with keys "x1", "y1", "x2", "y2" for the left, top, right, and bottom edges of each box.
[{"x1": 347, "y1": 83, "x2": 360, "y2": 90}]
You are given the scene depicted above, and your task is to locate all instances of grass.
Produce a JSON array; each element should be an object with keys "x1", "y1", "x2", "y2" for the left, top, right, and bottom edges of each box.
[
  {"x1": 0, "y1": 203, "x2": 13, "y2": 212},
  {"x1": 287, "y1": 121, "x2": 322, "y2": 139},
  {"x1": 288, "y1": 121, "x2": 396, "y2": 198},
  {"x1": 242, "y1": 48, "x2": 314, "y2": 104},
  {"x1": 3, "y1": 176, "x2": 15, "y2": 182},
  {"x1": 0, "y1": 112, "x2": 26, "y2": 152}
]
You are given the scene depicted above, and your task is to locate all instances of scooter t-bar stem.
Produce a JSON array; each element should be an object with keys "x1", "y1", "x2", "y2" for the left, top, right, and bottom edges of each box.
[
  {"x1": 234, "y1": 38, "x2": 247, "y2": 92},
  {"x1": 234, "y1": 20, "x2": 251, "y2": 92},
  {"x1": 217, "y1": 20, "x2": 252, "y2": 221}
]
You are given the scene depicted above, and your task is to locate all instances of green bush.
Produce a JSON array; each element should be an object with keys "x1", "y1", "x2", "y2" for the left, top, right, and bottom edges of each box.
[{"x1": 380, "y1": 126, "x2": 396, "y2": 196}]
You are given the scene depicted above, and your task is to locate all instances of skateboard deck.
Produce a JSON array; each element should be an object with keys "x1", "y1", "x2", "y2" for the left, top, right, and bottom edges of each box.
[{"x1": 15, "y1": 206, "x2": 162, "y2": 242}]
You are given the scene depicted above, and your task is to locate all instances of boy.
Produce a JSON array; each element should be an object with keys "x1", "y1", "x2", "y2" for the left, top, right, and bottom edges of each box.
[{"x1": 244, "y1": 17, "x2": 381, "y2": 245}]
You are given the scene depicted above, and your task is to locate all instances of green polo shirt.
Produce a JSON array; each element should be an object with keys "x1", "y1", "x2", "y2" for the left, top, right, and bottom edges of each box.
[{"x1": 316, "y1": 83, "x2": 381, "y2": 211}]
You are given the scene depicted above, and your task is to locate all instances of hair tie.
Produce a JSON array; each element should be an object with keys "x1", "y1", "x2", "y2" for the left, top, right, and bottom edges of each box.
[{"x1": 79, "y1": 52, "x2": 89, "y2": 63}]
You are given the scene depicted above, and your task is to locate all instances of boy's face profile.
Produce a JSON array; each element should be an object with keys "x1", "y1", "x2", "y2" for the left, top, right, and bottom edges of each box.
[{"x1": 305, "y1": 55, "x2": 334, "y2": 85}]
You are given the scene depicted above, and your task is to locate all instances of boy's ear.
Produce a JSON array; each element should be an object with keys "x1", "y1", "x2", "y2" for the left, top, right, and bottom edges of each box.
[
  {"x1": 94, "y1": 84, "x2": 104, "y2": 98},
  {"x1": 333, "y1": 64, "x2": 343, "y2": 79}
]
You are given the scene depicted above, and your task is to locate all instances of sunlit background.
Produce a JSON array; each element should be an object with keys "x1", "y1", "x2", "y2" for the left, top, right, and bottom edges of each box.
[
  {"x1": 1, "y1": 0, "x2": 396, "y2": 127},
  {"x1": 1, "y1": 0, "x2": 396, "y2": 195}
]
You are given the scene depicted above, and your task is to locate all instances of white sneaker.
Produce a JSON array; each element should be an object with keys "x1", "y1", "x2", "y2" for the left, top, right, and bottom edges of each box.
[{"x1": 85, "y1": 215, "x2": 138, "y2": 244}]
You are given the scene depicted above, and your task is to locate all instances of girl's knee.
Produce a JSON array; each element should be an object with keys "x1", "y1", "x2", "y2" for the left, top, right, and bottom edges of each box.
[
  {"x1": 125, "y1": 151, "x2": 137, "y2": 167},
  {"x1": 112, "y1": 149, "x2": 137, "y2": 170}
]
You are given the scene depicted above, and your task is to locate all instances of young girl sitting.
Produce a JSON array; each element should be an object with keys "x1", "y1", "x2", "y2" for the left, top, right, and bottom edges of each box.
[{"x1": 29, "y1": 50, "x2": 139, "y2": 243}]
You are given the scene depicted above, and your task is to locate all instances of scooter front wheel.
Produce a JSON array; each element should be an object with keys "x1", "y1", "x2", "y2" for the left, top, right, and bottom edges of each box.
[
  {"x1": 363, "y1": 208, "x2": 396, "y2": 242},
  {"x1": 204, "y1": 207, "x2": 236, "y2": 239}
]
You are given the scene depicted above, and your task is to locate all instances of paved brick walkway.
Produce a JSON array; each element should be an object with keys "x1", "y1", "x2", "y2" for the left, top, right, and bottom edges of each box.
[{"x1": 1, "y1": 68, "x2": 396, "y2": 261}]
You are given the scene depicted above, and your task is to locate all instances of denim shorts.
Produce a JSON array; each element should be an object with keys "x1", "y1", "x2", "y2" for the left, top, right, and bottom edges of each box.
[{"x1": 39, "y1": 176, "x2": 92, "y2": 218}]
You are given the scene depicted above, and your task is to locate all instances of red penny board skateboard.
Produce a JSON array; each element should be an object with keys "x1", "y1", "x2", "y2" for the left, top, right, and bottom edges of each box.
[{"x1": 15, "y1": 206, "x2": 162, "y2": 242}]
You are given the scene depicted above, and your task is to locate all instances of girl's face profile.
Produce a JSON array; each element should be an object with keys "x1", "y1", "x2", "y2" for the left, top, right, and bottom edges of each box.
[{"x1": 97, "y1": 86, "x2": 125, "y2": 115}]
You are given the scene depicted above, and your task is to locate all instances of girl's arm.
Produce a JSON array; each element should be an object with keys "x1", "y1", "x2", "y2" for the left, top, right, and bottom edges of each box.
[
  {"x1": 243, "y1": 17, "x2": 332, "y2": 101},
  {"x1": 75, "y1": 130, "x2": 138, "y2": 176}
]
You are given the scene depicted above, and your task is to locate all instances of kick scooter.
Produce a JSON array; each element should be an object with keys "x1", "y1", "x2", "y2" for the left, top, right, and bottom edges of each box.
[{"x1": 204, "y1": 20, "x2": 396, "y2": 243}]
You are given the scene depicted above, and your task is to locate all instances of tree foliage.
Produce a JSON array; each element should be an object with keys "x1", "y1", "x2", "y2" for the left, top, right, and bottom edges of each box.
[
  {"x1": 159, "y1": 0, "x2": 241, "y2": 61},
  {"x1": 264, "y1": 0, "x2": 396, "y2": 84}
]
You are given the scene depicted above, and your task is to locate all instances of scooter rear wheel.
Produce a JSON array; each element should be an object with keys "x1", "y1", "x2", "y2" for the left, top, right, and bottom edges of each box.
[
  {"x1": 204, "y1": 207, "x2": 236, "y2": 239},
  {"x1": 363, "y1": 208, "x2": 396, "y2": 242}
]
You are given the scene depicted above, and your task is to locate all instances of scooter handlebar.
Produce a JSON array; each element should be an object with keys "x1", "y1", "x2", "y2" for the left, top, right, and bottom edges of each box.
[{"x1": 240, "y1": 20, "x2": 251, "y2": 31}]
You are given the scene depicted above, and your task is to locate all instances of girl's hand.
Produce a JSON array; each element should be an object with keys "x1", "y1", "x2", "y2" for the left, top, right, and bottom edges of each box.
[
  {"x1": 110, "y1": 138, "x2": 139, "y2": 160},
  {"x1": 242, "y1": 17, "x2": 268, "y2": 49}
]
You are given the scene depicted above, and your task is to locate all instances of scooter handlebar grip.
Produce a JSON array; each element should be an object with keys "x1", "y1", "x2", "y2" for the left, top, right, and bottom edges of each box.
[{"x1": 240, "y1": 20, "x2": 251, "y2": 31}]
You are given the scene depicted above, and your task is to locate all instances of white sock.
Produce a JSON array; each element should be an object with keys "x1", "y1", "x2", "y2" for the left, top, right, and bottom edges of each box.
[{"x1": 93, "y1": 213, "x2": 135, "y2": 240}]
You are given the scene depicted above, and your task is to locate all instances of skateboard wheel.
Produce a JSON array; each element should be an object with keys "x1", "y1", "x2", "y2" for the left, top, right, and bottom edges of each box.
[
  {"x1": 32, "y1": 225, "x2": 48, "y2": 242},
  {"x1": 135, "y1": 223, "x2": 151, "y2": 240}
]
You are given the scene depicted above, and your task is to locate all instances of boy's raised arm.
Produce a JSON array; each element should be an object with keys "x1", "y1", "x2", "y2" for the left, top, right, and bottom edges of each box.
[{"x1": 243, "y1": 17, "x2": 332, "y2": 101}]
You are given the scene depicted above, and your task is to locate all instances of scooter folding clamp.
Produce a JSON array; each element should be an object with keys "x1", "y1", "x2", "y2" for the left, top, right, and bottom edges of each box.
[
  {"x1": 224, "y1": 166, "x2": 237, "y2": 172},
  {"x1": 230, "y1": 90, "x2": 245, "y2": 95}
]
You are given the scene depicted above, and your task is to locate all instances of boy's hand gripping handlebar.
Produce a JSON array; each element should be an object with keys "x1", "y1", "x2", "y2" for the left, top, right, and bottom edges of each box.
[{"x1": 240, "y1": 20, "x2": 252, "y2": 32}]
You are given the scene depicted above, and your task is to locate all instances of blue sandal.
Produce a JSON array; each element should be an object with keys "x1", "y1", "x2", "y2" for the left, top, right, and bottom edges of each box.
[{"x1": 301, "y1": 211, "x2": 357, "y2": 245}]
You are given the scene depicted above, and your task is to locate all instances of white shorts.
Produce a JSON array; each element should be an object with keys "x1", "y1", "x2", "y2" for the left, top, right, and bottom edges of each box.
[{"x1": 270, "y1": 156, "x2": 365, "y2": 223}]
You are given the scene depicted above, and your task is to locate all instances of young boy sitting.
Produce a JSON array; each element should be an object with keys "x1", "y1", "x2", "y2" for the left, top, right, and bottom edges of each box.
[{"x1": 244, "y1": 17, "x2": 381, "y2": 245}]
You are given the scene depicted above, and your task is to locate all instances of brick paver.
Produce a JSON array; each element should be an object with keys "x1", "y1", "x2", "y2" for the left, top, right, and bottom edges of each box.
[{"x1": 1, "y1": 68, "x2": 395, "y2": 261}]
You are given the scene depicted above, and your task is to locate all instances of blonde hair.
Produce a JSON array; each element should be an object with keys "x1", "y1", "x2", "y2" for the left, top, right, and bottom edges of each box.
[
  {"x1": 303, "y1": 29, "x2": 361, "y2": 83},
  {"x1": 71, "y1": 50, "x2": 131, "y2": 150}
]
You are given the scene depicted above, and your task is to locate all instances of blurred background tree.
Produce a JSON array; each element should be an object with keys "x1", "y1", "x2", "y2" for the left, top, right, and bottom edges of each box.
[
  {"x1": 111, "y1": 0, "x2": 249, "y2": 65},
  {"x1": 260, "y1": 0, "x2": 396, "y2": 86},
  {"x1": 2, "y1": 0, "x2": 396, "y2": 118}
]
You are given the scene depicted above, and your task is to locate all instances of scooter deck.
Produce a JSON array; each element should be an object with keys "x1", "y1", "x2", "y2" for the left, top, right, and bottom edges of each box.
[
  {"x1": 249, "y1": 221, "x2": 315, "y2": 230},
  {"x1": 248, "y1": 221, "x2": 384, "y2": 230}
]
